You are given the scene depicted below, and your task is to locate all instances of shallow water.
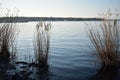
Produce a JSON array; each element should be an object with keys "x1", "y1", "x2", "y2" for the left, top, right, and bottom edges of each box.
[{"x1": 15, "y1": 21, "x2": 102, "y2": 80}]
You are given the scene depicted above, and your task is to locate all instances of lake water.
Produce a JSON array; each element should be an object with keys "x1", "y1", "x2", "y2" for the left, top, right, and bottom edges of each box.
[{"x1": 16, "y1": 21, "x2": 102, "y2": 80}]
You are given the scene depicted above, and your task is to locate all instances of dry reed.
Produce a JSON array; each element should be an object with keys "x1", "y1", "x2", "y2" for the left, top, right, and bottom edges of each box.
[
  {"x1": 0, "y1": 9, "x2": 18, "y2": 62},
  {"x1": 87, "y1": 10, "x2": 120, "y2": 68},
  {"x1": 34, "y1": 21, "x2": 51, "y2": 71}
]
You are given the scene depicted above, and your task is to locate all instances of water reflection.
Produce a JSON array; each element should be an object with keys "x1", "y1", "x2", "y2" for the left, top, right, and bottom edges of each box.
[
  {"x1": 90, "y1": 66, "x2": 120, "y2": 80},
  {"x1": 36, "y1": 71, "x2": 51, "y2": 80}
]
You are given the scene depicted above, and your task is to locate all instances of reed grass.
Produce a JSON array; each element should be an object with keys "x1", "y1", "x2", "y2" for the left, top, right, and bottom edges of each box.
[
  {"x1": 34, "y1": 21, "x2": 51, "y2": 71},
  {"x1": 0, "y1": 9, "x2": 18, "y2": 62},
  {"x1": 0, "y1": 23, "x2": 18, "y2": 61},
  {"x1": 87, "y1": 10, "x2": 120, "y2": 68}
]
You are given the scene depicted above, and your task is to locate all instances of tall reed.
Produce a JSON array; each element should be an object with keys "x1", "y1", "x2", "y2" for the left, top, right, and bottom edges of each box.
[
  {"x1": 87, "y1": 10, "x2": 120, "y2": 68},
  {"x1": 0, "y1": 9, "x2": 18, "y2": 62},
  {"x1": 34, "y1": 22, "x2": 51, "y2": 71}
]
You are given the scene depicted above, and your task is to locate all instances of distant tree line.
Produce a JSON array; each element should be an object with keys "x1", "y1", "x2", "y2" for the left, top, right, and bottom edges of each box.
[{"x1": 0, "y1": 17, "x2": 104, "y2": 23}]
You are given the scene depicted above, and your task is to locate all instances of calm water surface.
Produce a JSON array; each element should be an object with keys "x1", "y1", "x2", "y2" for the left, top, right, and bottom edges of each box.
[{"x1": 17, "y1": 21, "x2": 101, "y2": 80}]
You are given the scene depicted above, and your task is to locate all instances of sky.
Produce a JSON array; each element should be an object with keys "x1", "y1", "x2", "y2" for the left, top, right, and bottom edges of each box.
[{"x1": 0, "y1": 0, "x2": 120, "y2": 17}]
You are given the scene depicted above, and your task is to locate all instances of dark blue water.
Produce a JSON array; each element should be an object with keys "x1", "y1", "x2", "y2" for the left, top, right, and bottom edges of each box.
[{"x1": 17, "y1": 21, "x2": 101, "y2": 80}]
